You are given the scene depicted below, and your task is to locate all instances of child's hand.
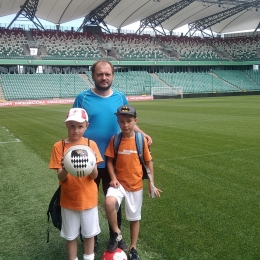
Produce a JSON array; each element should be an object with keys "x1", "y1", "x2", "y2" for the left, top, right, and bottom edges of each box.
[
  {"x1": 109, "y1": 179, "x2": 120, "y2": 188},
  {"x1": 149, "y1": 185, "x2": 162, "y2": 198},
  {"x1": 60, "y1": 157, "x2": 67, "y2": 172}
]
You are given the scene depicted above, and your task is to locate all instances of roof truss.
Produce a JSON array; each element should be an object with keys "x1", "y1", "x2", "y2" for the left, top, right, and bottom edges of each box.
[
  {"x1": 136, "y1": 0, "x2": 196, "y2": 36},
  {"x1": 77, "y1": 0, "x2": 121, "y2": 33},
  {"x1": 7, "y1": 0, "x2": 45, "y2": 30},
  {"x1": 187, "y1": 0, "x2": 260, "y2": 37}
]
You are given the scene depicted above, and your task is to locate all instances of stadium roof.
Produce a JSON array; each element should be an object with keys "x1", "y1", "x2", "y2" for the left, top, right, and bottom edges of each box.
[{"x1": 0, "y1": 0, "x2": 260, "y2": 34}]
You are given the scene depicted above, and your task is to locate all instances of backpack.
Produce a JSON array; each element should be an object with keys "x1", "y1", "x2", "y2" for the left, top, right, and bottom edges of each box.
[
  {"x1": 114, "y1": 132, "x2": 148, "y2": 179},
  {"x1": 46, "y1": 185, "x2": 61, "y2": 243},
  {"x1": 46, "y1": 140, "x2": 65, "y2": 243},
  {"x1": 113, "y1": 132, "x2": 153, "y2": 187},
  {"x1": 47, "y1": 139, "x2": 89, "y2": 243}
]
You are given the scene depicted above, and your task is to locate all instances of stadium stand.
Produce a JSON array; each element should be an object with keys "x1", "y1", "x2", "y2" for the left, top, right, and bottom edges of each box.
[
  {"x1": 0, "y1": 27, "x2": 33, "y2": 60},
  {"x1": 1, "y1": 74, "x2": 91, "y2": 100},
  {"x1": 31, "y1": 29, "x2": 103, "y2": 60},
  {"x1": 156, "y1": 72, "x2": 238, "y2": 93},
  {"x1": 244, "y1": 70, "x2": 260, "y2": 86},
  {"x1": 0, "y1": 28, "x2": 259, "y2": 101},
  {"x1": 213, "y1": 70, "x2": 260, "y2": 91},
  {"x1": 220, "y1": 35, "x2": 260, "y2": 61},
  {"x1": 157, "y1": 35, "x2": 225, "y2": 61},
  {"x1": 100, "y1": 33, "x2": 168, "y2": 60},
  {"x1": 0, "y1": 28, "x2": 260, "y2": 62}
]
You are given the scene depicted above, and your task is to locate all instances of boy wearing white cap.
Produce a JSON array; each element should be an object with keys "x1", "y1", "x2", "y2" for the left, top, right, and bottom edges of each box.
[{"x1": 49, "y1": 108, "x2": 103, "y2": 260}]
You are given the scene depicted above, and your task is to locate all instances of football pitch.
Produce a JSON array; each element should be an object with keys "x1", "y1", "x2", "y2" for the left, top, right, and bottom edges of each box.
[{"x1": 0, "y1": 95, "x2": 259, "y2": 260}]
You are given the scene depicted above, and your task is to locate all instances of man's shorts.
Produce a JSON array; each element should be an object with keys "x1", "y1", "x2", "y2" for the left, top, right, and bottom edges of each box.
[
  {"x1": 61, "y1": 206, "x2": 101, "y2": 241},
  {"x1": 106, "y1": 184, "x2": 143, "y2": 221}
]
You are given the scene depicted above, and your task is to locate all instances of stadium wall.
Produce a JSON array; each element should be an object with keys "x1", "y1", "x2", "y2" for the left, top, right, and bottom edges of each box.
[{"x1": 154, "y1": 91, "x2": 260, "y2": 99}]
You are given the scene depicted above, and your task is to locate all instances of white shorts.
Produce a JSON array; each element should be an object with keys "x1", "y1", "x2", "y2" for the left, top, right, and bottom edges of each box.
[
  {"x1": 106, "y1": 185, "x2": 143, "y2": 221},
  {"x1": 61, "y1": 206, "x2": 101, "y2": 241}
]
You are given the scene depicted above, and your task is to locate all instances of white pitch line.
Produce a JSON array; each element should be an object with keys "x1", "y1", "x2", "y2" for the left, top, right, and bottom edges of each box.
[
  {"x1": 0, "y1": 139, "x2": 21, "y2": 144},
  {"x1": 0, "y1": 125, "x2": 21, "y2": 144}
]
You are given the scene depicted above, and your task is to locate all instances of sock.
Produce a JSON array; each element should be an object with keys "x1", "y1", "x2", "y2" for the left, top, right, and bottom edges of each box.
[
  {"x1": 83, "y1": 253, "x2": 94, "y2": 260},
  {"x1": 117, "y1": 233, "x2": 122, "y2": 241},
  {"x1": 75, "y1": 257, "x2": 78, "y2": 260}
]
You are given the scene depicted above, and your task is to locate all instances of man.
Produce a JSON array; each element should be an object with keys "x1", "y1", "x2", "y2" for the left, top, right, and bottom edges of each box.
[{"x1": 73, "y1": 60, "x2": 152, "y2": 251}]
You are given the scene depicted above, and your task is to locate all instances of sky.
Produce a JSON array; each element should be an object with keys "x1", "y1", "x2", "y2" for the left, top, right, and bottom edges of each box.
[{"x1": 0, "y1": 14, "x2": 189, "y2": 34}]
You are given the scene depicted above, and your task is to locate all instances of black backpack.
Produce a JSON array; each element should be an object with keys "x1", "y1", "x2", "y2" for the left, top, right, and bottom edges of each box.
[
  {"x1": 46, "y1": 140, "x2": 64, "y2": 243},
  {"x1": 46, "y1": 185, "x2": 61, "y2": 242}
]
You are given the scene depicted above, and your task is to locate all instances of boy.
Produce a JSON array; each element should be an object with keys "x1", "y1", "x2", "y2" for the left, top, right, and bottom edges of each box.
[
  {"x1": 49, "y1": 108, "x2": 103, "y2": 260},
  {"x1": 104, "y1": 105, "x2": 162, "y2": 260}
]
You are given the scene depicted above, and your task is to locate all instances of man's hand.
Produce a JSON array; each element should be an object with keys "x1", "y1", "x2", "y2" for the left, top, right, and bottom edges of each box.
[{"x1": 144, "y1": 133, "x2": 152, "y2": 146}]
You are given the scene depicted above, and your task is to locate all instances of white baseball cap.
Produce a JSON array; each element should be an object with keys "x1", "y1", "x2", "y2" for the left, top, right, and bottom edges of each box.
[{"x1": 65, "y1": 108, "x2": 88, "y2": 123}]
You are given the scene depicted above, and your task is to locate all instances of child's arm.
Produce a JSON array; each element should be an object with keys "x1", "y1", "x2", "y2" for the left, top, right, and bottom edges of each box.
[
  {"x1": 88, "y1": 163, "x2": 98, "y2": 179},
  {"x1": 89, "y1": 140, "x2": 103, "y2": 180},
  {"x1": 107, "y1": 156, "x2": 120, "y2": 188},
  {"x1": 145, "y1": 160, "x2": 162, "y2": 198}
]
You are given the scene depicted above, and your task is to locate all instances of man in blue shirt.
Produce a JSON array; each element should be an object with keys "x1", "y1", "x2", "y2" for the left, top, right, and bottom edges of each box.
[{"x1": 73, "y1": 60, "x2": 152, "y2": 252}]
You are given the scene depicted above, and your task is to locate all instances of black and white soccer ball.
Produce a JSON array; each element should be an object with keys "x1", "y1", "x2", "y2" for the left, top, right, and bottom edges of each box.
[{"x1": 63, "y1": 145, "x2": 96, "y2": 177}]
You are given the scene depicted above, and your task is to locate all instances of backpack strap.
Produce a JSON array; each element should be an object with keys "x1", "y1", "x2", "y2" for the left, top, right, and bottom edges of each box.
[
  {"x1": 113, "y1": 132, "x2": 123, "y2": 161},
  {"x1": 84, "y1": 137, "x2": 90, "y2": 147},
  {"x1": 135, "y1": 132, "x2": 144, "y2": 164},
  {"x1": 136, "y1": 133, "x2": 155, "y2": 197},
  {"x1": 62, "y1": 139, "x2": 65, "y2": 154}
]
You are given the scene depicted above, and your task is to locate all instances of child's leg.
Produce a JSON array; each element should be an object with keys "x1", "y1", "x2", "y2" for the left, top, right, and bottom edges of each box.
[
  {"x1": 83, "y1": 237, "x2": 95, "y2": 260},
  {"x1": 80, "y1": 206, "x2": 101, "y2": 257},
  {"x1": 125, "y1": 189, "x2": 143, "y2": 250},
  {"x1": 105, "y1": 195, "x2": 121, "y2": 234},
  {"x1": 66, "y1": 239, "x2": 78, "y2": 260},
  {"x1": 129, "y1": 220, "x2": 140, "y2": 249},
  {"x1": 83, "y1": 237, "x2": 94, "y2": 255},
  {"x1": 61, "y1": 208, "x2": 81, "y2": 260},
  {"x1": 105, "y1": 186, "x2": 127, "y2": 252}
]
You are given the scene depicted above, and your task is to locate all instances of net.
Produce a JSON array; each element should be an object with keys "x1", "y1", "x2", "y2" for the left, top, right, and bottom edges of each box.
[{"x1": 151, "y1": 86, "x2": 183, "y2": 99}]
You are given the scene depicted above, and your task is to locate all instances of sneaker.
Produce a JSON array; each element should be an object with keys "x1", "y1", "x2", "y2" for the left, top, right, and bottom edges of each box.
[
  {"x1": 107, "y1": 232, "x2": 123, "y2": 252},
  {"x1": 129, "y1": 247, "x2": 140, "y2": 260},
  {"x1": 118, "y1": 238, "x2": 128, "y2": 251}
]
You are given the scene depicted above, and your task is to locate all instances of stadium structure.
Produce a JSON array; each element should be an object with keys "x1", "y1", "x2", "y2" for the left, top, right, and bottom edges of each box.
[{"x1": 0, "y1": 0, "x2": 260, "y2": 104}]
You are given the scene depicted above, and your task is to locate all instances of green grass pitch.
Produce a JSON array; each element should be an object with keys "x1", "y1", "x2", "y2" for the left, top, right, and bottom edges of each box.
[{"x1": 0, "y1": 95, "x2": 260, "y2": 260}]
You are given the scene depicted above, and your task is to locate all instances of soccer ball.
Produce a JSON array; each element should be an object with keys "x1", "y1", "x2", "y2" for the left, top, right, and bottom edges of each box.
[
  {"x1": 101, "y1": 248, "x2": 127, "y2": 260},
  {"x1": 63, "y1": 145, "x2": 96, "y2": 177}
]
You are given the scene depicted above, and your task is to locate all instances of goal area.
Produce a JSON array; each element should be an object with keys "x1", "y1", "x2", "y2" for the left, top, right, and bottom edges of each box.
[{"x1": 151, "y1": 86, "x2": 183, "y2": 99}]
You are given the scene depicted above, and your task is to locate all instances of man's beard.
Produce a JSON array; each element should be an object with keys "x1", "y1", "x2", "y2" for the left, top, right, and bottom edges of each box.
[{"x1": 95, "y1": 83, "x2": 111, "y2": 91}]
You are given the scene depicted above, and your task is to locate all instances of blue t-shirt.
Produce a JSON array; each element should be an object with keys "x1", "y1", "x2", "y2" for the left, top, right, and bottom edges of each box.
[{"x1": 73, "y1": 89, "x2": 128, "y2": 168}]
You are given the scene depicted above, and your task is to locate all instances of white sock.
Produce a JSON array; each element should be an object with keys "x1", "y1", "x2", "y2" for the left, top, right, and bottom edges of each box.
[
  {"x1": 75, "y1": 257, "x2": 78, "y2": 260},
  {"x1": 83, "y1": 253, "x2": 94, "y2": 260}
]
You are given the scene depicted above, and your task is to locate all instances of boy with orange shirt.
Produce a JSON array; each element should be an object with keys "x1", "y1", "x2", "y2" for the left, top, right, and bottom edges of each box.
[
  {"x1": 104, "y1": 105, "x2": 162, "y2": 260},
  {"x1": 49, "y1": 108, "x2": 103, "y2": 260}
]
